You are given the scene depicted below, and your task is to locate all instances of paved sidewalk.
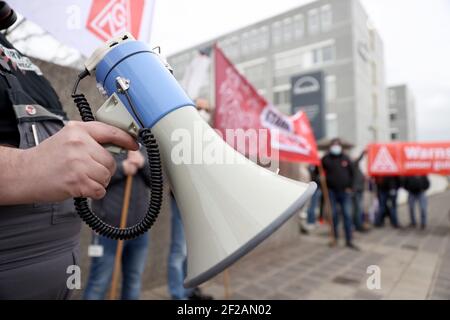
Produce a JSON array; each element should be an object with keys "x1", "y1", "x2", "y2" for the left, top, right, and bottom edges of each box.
[{"x1": 142, "y1": 190, "x2": 450, "y2": 300}]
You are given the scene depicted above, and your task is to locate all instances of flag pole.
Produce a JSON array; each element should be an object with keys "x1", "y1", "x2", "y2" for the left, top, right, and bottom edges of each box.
[{"x1": 109, "y1": 174, "x2": 134, "y2": 300}]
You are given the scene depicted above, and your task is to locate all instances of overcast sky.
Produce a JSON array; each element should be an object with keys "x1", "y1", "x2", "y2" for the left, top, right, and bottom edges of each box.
[{"x1": 150, "y1": 0, "x2": 450, "y2": 141}]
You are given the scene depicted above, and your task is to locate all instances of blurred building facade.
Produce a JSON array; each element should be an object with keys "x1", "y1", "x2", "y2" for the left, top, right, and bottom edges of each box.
[
  {"x1": 168, "y1": 0, "x2": 390, "y2": 151},
  {"x1": 387, "y1": 84, "x2": 417, "y2": 141}
]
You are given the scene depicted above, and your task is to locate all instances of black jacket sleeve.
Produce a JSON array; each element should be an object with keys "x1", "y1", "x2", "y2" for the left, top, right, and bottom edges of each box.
[{"x1": 346, "y1": 155, "x2": 354, "y2": 189}]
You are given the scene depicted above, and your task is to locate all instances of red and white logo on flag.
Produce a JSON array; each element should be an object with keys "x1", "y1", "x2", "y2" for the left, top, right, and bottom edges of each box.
[
  {"x1": 370, "y1": 146, "x2": 399, "y2": 173},
  {"x1": 86, "y1": 0, "x2": 145, "y2": 41}
]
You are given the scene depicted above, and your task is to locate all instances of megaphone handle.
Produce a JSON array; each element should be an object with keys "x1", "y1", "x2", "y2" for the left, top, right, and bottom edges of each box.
[{"x1": 71, "y1": 72, "x2": 164, "y2": 240}]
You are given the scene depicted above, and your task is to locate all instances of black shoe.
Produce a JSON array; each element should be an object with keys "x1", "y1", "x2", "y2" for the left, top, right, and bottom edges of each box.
[
  {"x1": 188, "y1": 288, "x2": 213, "y2": 300},
  {"x1": 420, "y1": 224, "x2": 426, "y2": 230},
  {"x1": 346, "y1": 243, "x2": 360, "y2": 251}
]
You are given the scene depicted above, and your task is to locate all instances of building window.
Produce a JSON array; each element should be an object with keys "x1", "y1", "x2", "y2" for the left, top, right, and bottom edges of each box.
[
  {"x1": 272, "y1": 21, "x2": 282, "y2": 46},
  {"x1": 220, "y1": 36, "x2": 240, "y2": 59},
  {"x1": 389, "y1": 90, "x2": 397, "y2": 104},
  {"x1": 391, "y1": 131, "x2": 399, "y2": 141},
  {"x1": 244, "y1": 63, "x2": 266, "y2": 86},
  {"x1": 308, "y1": 9, "x2": 319, "y2": 35},
  {"x1": 241, "y1": 32, "x2": 250, "y2": 55},
  {"x1": 325, "y1": 75, "x2": 336, "y2": 102},
  {"x1": 313, "y1": 48, "x2": 321, "y2": 64},
  {"x1": 312, "y1": 45, "x2": 335, "y2": 65},
  {"x1": 259, "y1": 26, "x2": 269, "y2": 51},
  {"x1": 389, "y1": 109, "x2": 398, "y2": 121},
  {"x1": 320, "y1": 5, "x2": 332, "y2": 32},
  {"x1": 283, "y1": 17, "x2": 294, "y2": 43},
  {"x1": 294, "y1": 14, "x2": 304, "y2": 39},
  {"x1": 250, "y1": 28, "x2": 259, "y2": 53},
  {"x1": 274, "y1": 89, "x2": 291, "y2": 106},
  {"x1": 322, "y1": 45, "x2": 334, "y2": 62},
  {"x1": 274, "y1": 49, "x2": 304, "y2": 72}
]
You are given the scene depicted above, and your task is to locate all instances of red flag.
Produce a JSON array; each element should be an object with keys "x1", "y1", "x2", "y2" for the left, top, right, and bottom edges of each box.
[
  {"x1": 368, "y1": 142, "x2": 450, "y2": 176},
  {"x1": 277, "y1": 111, "x2": 320, "y2": 164},
  {"x1": 214, "y1": 44, "x2": 269, "y2": 157},
  {"x1": 214, "y1": 45, "x2": 319, "y2": 165}
]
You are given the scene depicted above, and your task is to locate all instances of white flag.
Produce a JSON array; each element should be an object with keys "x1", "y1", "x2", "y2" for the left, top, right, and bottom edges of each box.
[
  {"x1": 180, "y1": 52, "x2": 211, "y2": 100},
  {"x1": 9, "y1": 0, "x2": 155, "y2": 57}
]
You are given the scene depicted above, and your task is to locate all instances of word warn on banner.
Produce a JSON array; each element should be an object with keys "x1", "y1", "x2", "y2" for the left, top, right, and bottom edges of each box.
[{"x1": 368, "y1": 142, "x2": 450, "y2": 176}]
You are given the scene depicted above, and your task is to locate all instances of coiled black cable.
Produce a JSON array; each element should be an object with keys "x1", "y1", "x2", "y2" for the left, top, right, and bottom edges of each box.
[{"x1": 71, "y1": 71, "x2": 163, "y2": 240}]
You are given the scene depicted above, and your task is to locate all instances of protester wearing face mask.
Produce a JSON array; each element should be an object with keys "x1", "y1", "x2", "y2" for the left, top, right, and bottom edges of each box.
[{"x1": 321, "y1": 138, "x2": 359, "y2": 250}]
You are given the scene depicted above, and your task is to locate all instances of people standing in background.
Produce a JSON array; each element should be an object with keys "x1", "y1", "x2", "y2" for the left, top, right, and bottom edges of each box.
[
  {"x1": 352, "y1": 150, "x2": 368, "y2": 232},
  {"x1": 375, "y1": 176, "x2": 402, "y2": 228},
  {"x1": 84, "y1": 150, "x2": 151, "y2": 300},
  {"x1": 167, "y1": 193, "x2": 194, "y2": 300},
  {"x1": 321, "y1": 138, "x2": 358, "y2": 250},
  {"x1": 302, "y1": 165, "x2": 321, "y2": 234},
  {"x1": 403, "y1": 175, "x2": 430, "y2": 230}
]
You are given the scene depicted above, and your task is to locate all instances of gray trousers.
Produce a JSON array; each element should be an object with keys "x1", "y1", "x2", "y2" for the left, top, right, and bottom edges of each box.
[{"x1": 0, "y1": 248, "x2": 79, "y2": 300}]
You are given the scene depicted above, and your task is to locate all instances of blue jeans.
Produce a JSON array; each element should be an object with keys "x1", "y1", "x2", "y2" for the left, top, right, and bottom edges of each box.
[
  {"x1": 329, "y1": 190, "x2": 353, "y2": 244},
  {"x1": 352, "y1": 191, "x2": 364, "y2": 230},
  {"x1": 168, "y1": 195, "x2": 194, "y2": 300},
  {"x1": 376, "y1": 190, "x2": 399, "y2": 227},
  {"x1": 83, "y1": 233, "x2": 149, "y2": 300},
  {"x1": 307, "y1": 188, "x2": 322, "y2": 224},
  {"x1": 408, "y1": 192, "x2": 427, "y2": 226}
]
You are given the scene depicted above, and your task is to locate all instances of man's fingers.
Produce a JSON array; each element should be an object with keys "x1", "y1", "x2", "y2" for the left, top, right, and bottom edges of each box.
[
  {"x1": 84, "y1": 160, "x2": 112, "y2": 188},
  {"x1": 85, "y1": 138, "x2": 117, "y2": 175},
  {"x1": 79, "y1": 178, "x2": 106, "y2": 200},
  {"x1": 79, "y1": 121, "x2": 139, "y2": 151}
]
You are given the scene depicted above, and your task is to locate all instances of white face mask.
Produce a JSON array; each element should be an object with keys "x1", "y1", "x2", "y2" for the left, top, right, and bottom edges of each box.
[{"x1": 330, "y1": 144, "x2": 342, "y2": 155}]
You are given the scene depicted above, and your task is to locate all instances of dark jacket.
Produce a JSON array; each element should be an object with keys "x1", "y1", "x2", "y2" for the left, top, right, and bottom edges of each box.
[
  {"x1": 403, "y1": 176, "x2": 430, "y2": 194},
  {"x1": 308, "y1": 165, "x2": 321, "y2": 186},
  {"x1": 352, "y1": 152, "x2": 366, "y2": 193},
  {"x1": 92, "y1": 149, "x2": 151, "y2": 227},
  {"x1": 375, "y1": 176, "x2": 401, "y2": 192},
  {"x1": 321, "y1": 153, "x2": 354, "y2": 192}
]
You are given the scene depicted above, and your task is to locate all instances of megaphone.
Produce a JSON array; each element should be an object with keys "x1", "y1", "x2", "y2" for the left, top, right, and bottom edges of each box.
[{"x1": 73, "y1": 33, "x2": 316, "y2": 288}]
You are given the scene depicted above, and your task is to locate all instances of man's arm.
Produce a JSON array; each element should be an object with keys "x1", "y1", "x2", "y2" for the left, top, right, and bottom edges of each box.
[
  {"x1": 0, "y1": 121, "x2": 138, "y2": 205},
  {"x1": 346, "y1": 155, "x2": 354, "y2": 190},
  {"x1": 0, "y1": 147, "x2": 33, "y2": 204}
]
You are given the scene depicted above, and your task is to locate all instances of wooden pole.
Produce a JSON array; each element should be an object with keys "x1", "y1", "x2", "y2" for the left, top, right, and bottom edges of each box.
[
  {"x1": 317, "y1": 165, "x2": 335, "y2": 245},
  {"x1": 109, "y1": 174, "x2": 134, "y2": 300}
]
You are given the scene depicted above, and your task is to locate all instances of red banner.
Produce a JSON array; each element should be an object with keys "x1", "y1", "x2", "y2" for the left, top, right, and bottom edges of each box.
[
  {"x1": 214, "y1": 45, "x2": 319, "y2": 165},
  {"x1": 368, "y1": 142, "x2": 450, "y2": 176}
]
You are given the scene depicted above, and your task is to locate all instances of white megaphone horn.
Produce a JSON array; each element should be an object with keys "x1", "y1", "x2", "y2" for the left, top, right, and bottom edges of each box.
[{"x1": 76, "y1": 33, "x2": 316, "y2": 288}]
